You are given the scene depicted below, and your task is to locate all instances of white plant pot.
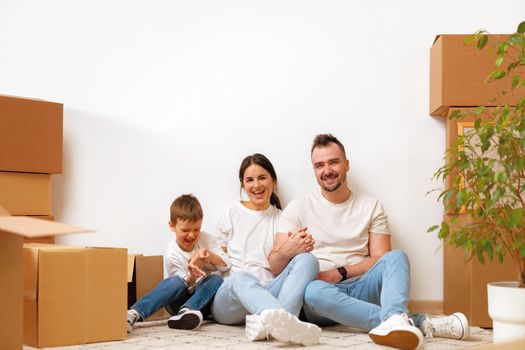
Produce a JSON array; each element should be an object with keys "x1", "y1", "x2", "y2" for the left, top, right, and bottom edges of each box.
[{"x1": 487, "y1": 282, "x2": 525, "y2": 343}]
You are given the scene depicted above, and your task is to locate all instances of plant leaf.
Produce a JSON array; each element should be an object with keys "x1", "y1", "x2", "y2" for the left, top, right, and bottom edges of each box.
[
  {"x1": 477, "y1": 34, "x2": 489, "y2": 49},
  {"x1": 518, "y1": 21, "x2": 525, "y2": 34}
]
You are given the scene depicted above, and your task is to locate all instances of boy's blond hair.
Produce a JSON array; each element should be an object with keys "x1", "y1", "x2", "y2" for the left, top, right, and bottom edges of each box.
[{"x1": 170, "y1": 194, "x2": 203, "y2": 224}]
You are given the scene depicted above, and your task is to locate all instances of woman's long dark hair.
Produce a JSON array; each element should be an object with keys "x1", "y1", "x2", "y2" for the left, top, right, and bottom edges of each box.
[{"x1": 238, "y1": 153, "x2": 281, "y2": 209}]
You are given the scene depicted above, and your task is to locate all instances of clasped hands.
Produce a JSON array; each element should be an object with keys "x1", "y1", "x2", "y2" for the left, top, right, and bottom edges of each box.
[{"x1": 280, "y1": 227, "x2": 315, "y2": 256}]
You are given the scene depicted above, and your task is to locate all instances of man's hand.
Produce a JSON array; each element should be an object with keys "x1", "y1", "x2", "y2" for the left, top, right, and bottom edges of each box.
[
  {"x1": 317, "y1": 268, "x2": 344, "y2": 283},
  {"x1": 280, "y1": 228, "x2": 315, "y2": 256}
]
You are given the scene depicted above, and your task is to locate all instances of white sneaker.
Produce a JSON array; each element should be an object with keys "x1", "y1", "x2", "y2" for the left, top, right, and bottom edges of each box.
[
  {"x1": 168, "y1": 308, "x2": 203, "y2": 330},
  {"x1": 127, "y1": 309, "x2": 141, "y2": 333},
  {"x1": 369, "y1": 313, "x2": 423, "y2": 350},
  {"x1": 245, "y1": 314, "x2": 269, "y2": 341},
  {"x1": 260, "y1": 309, "x2": 321, "y2": 346},
  {"x1": 421, "y1": 312, "x2": 470, "y2": 340}
]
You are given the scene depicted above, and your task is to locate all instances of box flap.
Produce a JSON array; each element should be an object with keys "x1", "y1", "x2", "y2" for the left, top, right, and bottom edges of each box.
[
  {"x1": 127, "y1": 254, "x2": 142, "y2": 282},
  {"x1": 0, "y1": 205, "x2": 10, "y2": 217},
  {"x1": 0, "y1": 217, "x2": 91, "y2": 238}
]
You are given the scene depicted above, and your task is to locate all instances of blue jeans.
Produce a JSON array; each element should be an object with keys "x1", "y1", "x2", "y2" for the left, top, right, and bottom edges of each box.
[
  {"x1": 131, "y1": 274, "x2": 223, "y2": 320},
  {"x1": 303, "y1": 250, "x2": 425, "y2": 331},
  {"x1": 211, "y1": 253, "x2": 319, "y2": 325}
]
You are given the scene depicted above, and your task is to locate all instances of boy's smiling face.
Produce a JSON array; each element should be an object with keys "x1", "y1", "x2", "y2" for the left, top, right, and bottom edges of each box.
[{"x1": 170, "y1": 219, "x2": 202, "y2": 252}]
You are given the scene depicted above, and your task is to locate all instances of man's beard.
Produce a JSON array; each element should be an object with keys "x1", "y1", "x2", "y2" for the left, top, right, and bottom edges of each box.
[{"x1": 320, "y1": 172, "x2": 343, "y2": 192}]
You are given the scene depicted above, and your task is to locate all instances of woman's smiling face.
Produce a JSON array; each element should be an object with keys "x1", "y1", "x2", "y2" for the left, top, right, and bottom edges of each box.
[{"x1": 242, "y1": 163, "x2": 275, "y2": 210}]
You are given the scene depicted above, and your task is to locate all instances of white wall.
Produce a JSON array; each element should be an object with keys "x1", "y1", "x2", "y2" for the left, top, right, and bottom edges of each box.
[{"x1": 1, "y1": 0, "x2": 523, "y2": 300}]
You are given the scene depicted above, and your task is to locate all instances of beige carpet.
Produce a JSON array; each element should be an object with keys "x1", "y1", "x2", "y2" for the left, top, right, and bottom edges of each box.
[{"x1": 24, "y1": 320, "x2": 493, "y2": 349}]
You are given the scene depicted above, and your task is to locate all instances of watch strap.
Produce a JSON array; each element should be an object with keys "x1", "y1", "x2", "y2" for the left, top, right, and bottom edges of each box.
[{"x1": 337, "y1": 266, "x2": 347, "y2": 282}]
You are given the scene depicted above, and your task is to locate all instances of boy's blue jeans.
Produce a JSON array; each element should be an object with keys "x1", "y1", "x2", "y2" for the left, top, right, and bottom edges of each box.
[
  {"x1": 211, "y1": 253, "x2": 319, "y2": 325},
  {"x1": 302, "y1": 249, "x2": 425, "y2": 331},
  {"x1": 131, "y1": 274, "x2": 223, "y2": 320}
]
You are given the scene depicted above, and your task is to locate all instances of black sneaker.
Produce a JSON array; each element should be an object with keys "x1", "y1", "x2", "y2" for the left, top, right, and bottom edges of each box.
[{"x1": 168, "y1": 308, "x2": 203, "y2": 330}]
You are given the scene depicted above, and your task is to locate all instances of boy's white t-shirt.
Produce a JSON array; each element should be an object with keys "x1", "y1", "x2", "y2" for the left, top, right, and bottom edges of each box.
[
  {"x1": 164, "y1": 230, "x2": 231, "y2": 284},
  {"x1": 215, "y1": 202, "x2": 281, "y2": 286},
  {"x1": 277, "y1": 189, "x2": 389, "y2": 272}
]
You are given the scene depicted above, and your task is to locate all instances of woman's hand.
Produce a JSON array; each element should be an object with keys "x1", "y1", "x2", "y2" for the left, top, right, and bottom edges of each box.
[{"x1": 280, "y1": 228, "x2": 315, "y2": 256}]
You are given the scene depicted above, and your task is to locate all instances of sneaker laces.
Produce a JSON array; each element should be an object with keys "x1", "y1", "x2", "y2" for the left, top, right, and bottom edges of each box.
[{"x1": 424, "y1": 315, "x2": 459, "y2": 339}]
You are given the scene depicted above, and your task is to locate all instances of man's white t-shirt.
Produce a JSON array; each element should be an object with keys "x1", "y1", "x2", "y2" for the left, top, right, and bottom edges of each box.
[
  {"x1": 277, "y1": 189, "x2": 389, "y2": 273},
  {"x1": 215, "y1": 202, "x2": 281, "y2": 286},
  {"x1": 164, "y1": 231, "x2": 231, "y2": 285}
]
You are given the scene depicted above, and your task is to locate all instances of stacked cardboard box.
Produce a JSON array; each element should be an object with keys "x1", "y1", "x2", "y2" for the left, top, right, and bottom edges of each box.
[
  {"x1": 429, "y1": 35, "x2": 517, "y2": 327},
  {"x1": 0, "y1": 94, "x2": 63, "y2": 244}
]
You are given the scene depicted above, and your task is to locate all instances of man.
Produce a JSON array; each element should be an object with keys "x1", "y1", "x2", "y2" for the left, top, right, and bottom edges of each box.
[{"x1": 269, "y1": 134, "x2": 469, "y2": 350}]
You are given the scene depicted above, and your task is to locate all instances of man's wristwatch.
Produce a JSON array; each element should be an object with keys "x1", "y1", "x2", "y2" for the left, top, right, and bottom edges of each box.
[{"x1": 337, "y1": 266, "x2": 347, "y2": 282}]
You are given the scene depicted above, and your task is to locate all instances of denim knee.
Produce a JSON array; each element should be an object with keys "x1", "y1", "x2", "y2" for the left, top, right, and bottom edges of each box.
[
  {"x1": 228, "y1": 271, "x2": 257, "y2": 289},
  {"x1": 382, "y1": 249, "x2": 409, "y2": 265},
  {"x1": 199, "y1": 274, "x2": 223, "y2": 287},
  {"x1": 304, "y1": 280, "x2": 331, "y2": 306},
  {"x1": 291, "y1": 253, "x2": 320, "y2": 275}
]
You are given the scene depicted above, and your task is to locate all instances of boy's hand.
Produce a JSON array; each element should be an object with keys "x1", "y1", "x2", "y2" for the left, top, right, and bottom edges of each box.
[{"x1": 188, "y1": 249, "x2": 210, "y2": 278}]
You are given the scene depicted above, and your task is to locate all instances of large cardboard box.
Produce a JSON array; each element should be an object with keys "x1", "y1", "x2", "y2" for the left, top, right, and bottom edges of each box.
[
  {"x1": 128, "y1": 254, "x2": 166, "y2": 320},
  {"x1": 0, "y1": 208, "x2": 89, "y2": 350},
  {"x1": 443, "y1": 214, "x2": 519, "y2": 327},
  {"x1": 430, "y1": 34, "x2": 517, "y2": 117},
  {"x1": 24, "y1": 244, "x2": 128, "y2": 348},
  {"x1": 0, "y1": 172, "x2": 51, "y2": 215},
  {"x1": 0, "y1": 95, "x2": 63, "y2": 174}
]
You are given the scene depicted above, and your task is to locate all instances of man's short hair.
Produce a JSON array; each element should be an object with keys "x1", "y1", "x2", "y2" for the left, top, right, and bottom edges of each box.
[
  {"x1": 311, "y1": 133, "x2": 346, "y2": 156},
  {"x1": 170, "y1": 194, "x2": 203, "y2": 223}
]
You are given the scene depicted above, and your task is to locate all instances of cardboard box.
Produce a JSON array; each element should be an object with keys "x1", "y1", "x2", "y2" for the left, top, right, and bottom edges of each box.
[
  {"x1": 0, "y1": 172, "x2": 51, "y2": 215},
  {"x1": 443, "y1": 214, "x2": 519, "y2": 327},
  {"x1": 0, "y1": 207, "x2": 89, "y2": 350},
  {"x1": 24, "y1": 244, "x2": 128, "y2": 348},
  {"x1": 430, "y1": 34, "x2": 518, "y2": 117},
  {"x1": 0, "y1": 95, "x2": 63, "y2": 174},
  {"x1": 128, "y1": 254, "x2": 166, "y2": 320},
  {"x1": 444, "y1": 107, "x2": 495, "y2": 212},
  {"x1": 22, "y1": 216, "x2": 55, "y2": 244}
]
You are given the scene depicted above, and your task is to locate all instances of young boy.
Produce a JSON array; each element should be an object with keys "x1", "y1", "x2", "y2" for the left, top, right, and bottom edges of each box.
[{"x1": 127, "y1": 194, "x2": 230, "y2": 332}]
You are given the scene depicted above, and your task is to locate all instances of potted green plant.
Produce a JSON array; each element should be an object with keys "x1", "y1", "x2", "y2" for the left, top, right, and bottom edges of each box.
[{"x1": 429, "y1": 21, "x2": 525, "y2": 343}]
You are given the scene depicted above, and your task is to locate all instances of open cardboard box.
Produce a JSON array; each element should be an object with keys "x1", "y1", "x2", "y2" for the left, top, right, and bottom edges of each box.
[
  {"x1": 128, "y1": 254, "x2": 166, "y2": 320},
  {"x1": 0, "y1": 206, "x2": 90, "y2": 349}
]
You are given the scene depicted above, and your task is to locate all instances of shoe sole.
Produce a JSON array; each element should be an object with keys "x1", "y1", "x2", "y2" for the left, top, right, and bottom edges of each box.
[
  {"x1": 369, "y1": 330, "x2": 421, "y2": 350},
  {"x1": 245, "y1": 315, "x2": 268, "y2": 341},
  {"x1": 453, "y1": 312, "x2": 470, "y2": 340},
  {"x1": 168, "y1": 313, "x2": 201, "y2": 330},
  {"x1": 261, "y1": 309, "x2": 321, "y2": 346}
]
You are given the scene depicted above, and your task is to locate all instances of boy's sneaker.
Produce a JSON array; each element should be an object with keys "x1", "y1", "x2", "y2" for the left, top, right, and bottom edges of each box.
[
  {"x1": 260, "y1": 308, "x2": 321, "y2": 346},
  {"x1": 245, "y1": 314, "x2": 269, "y2": 341},
  {"x1": 369, "y1": 313, "x2": 423, "y2": 350},
  {"x1": 421, "y1": 312, "x2": 470, "y2": 340},
  {"x1": 127, "y1": 309, "x2": 141, "y2": 333},
  {"x1": 168, "y1": 308, "x2": 203, "y2": 330}
]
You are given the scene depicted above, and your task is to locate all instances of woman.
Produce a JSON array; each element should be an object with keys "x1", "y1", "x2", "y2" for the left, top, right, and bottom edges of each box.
[{"x1": 210, "y1": 153, "x2": 321, "y2": 346}]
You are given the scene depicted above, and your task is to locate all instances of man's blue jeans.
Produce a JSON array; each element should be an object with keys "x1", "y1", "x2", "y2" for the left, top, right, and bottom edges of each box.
[
  {"x1": 131, "y1": 274, "x2": 223, "y2": 320},
  {"x1": 303, "y1": 249, "x2": 425, "y2": 331},
  {"x1": 211, "y1": 253, "x2": 319, "y2": 325}
]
